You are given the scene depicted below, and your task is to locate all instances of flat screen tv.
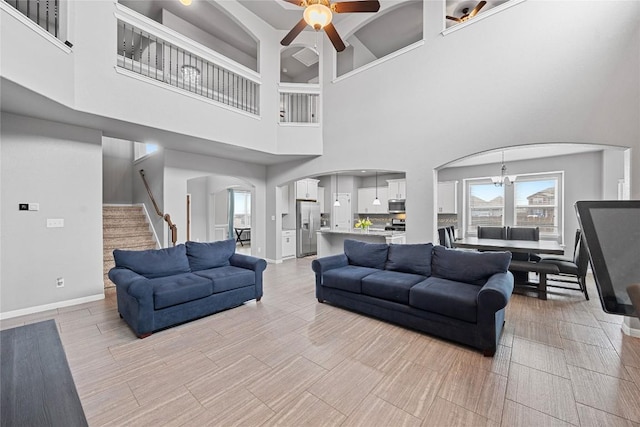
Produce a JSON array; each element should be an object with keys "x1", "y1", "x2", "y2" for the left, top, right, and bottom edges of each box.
[{"x1": 575, "y1": 200, "x2": 640, "y2": 316}]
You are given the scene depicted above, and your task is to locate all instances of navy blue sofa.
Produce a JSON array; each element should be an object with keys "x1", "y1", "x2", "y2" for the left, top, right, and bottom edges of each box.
[
  {"x1": 311, "y1": 239, "x2": 513, "y2": 356},
  {"x1": 109, "y1": 239, "x2": 267, "y2": 338}
]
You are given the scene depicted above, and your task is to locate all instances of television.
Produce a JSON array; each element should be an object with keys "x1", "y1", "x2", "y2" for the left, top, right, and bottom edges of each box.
[{"x1": 575, "y1": 200, "x2": 640, "y2": 316}]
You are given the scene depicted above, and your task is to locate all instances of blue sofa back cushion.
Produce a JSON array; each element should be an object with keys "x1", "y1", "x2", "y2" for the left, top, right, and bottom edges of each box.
[
  {"x1": 386, "y1": 243, "x2": 433, "y2": 276},
  {"x1": 344, "y1": 239, "x2": 389, "y2": 270},
  {"x1": 431, "y1": 246, "x2": 511, "y2": 285},
  {"x1": 186, "y1": 239, "x2": 236, "y2": 271},
  {"x1": 113, "y1": 244, "x2": 191, "y2": 279}
]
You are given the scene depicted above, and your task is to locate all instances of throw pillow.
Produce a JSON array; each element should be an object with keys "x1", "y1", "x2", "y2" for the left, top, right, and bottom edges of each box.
[
  {"x1": 431, "y1": 246, "x2": 511, "y2": 285},
  {"x1": 344, "y1": 239, "x2": 389, "y2": 270},
  {"x1": 113, "y1": 244, "x2": 191, "y2": 279},
  {"x1": 185, "y1": 239, "x2": 236, "y2": 271},
  {"x1": 386, "y1": 243, "x2": 433, "y2": 276}
]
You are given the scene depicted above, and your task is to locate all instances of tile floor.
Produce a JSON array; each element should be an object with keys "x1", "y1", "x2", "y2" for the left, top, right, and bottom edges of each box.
[{"x1": 2, "y1": 257, "x2": 640, "y2": 426}]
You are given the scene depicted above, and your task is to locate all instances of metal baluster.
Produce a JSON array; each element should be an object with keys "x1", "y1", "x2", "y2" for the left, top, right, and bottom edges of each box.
[
  {"x1": 147, "y1": 33, "x2": 151, "y2": 77},
  {"x1": 139, "y1": 30, "x2": 143, "y2": 75},
  {"x1": 36, "y1": 0, "x2": 40, "y2": 29},
  {"x1": 130, "y1": 24, "x2": 134, "y2": 70},
  {"x1": 169, "y1": 44, "x2": 172, "y2": 86},
  {"x1": 154, "y1": 36, "x2": 158, "y2": 81},
  {"x1": 45, "y1": 0, "x2": 49, "y2": 34},
  {"x1": 26, "y1": 0, "x2": 30, "y2": 24},
  {"x1": 54, "y1": 0, "x2": 58, "y2": 38}
]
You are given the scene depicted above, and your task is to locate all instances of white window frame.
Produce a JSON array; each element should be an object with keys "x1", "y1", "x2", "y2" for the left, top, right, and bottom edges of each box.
[
  {"x1": 513, "y1": 172, "x2": 563, "y2": 239},
  {"x1": 464, "y1": 179, "x2": 506, "y2": 236}
]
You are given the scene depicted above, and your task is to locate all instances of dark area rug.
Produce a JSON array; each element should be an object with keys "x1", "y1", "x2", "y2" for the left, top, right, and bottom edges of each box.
[{"x1": 1, "y1": 319, "x2": 87, "y2": 427}]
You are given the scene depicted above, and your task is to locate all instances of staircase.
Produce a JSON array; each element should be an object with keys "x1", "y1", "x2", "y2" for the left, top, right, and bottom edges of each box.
[{"x1": 103, "y1": 205, "x2": 157, "y2": 288}]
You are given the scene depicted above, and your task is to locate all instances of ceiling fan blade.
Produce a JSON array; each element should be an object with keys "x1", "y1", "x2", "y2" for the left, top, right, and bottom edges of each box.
[
  {"x1": 445, "y1": 15, "x2": 462, "y2": 22},
  {"x1": 332, "y1": 1, "x2": 380, "y2": 13},
  {"x1": 469, "y1": 1, "x2": 487, "y2": 17},
  {"x1": 281, "y1": 0, "x2": 304, "y2": 6},
  {"x1": 324, "y1": 23, "x2": 346, "y2": 52},
  {"x1": 281, "y1": 18, "x2": 307, "y2": 46}
]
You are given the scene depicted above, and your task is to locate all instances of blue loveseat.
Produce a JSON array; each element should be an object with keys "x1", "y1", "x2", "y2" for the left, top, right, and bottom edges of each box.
[
  {"x1": 109, "y1": 239, "x2": 267, "y2": 338},
  {"x1": 311, "y1": 239, "x2": 514, "y2": 356}
]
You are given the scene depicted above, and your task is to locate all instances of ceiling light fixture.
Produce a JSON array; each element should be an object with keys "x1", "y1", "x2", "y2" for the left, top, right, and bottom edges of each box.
[
  {"x1": 179, "y1": 0, "x2": 192, "y2": 6},
  {"x1": 373, "y1": 171, "x2": 381, "y2": 206},
  {"x1": 303, "y1": 1, "x2": 333, "y2": 30},
  {"x1": 491, "y1": 151, "x2": 517, "y2": 187},
  {"x1": 334, "y1": 173, "x2": 341, "y2": 207}
]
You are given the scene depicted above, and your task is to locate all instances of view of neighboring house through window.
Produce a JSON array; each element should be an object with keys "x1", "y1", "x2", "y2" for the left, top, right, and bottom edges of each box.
[{"x1": 465, "y1": 172, "x2": 562, "y2": 239}]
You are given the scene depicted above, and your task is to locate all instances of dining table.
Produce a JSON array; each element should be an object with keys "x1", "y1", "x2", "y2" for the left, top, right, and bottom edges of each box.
[{"x1": 453, "y1": 237, "x2": 565, "y2": 300}]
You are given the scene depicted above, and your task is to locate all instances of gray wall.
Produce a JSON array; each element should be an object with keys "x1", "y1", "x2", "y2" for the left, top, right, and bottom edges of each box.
[
  {"x1": 0, "y1": 113, "x2": 104, "y2": 315},
  {"x1": 132, "y1": 149, "x2": 166, "y2": 246},
  {"x1": 102, "y1": 137, "x2": 133, "y2": 204}
]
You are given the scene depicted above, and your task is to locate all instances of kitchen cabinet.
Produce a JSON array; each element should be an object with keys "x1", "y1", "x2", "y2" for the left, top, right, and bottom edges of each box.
[
  {"x1": 358, "y1": 187, "x2": 388, "y2": 214},
  {"x1": 318, "y1": 186, "x2": 325, "y2": 213},
  {"x1": 281, "y1": 185, "x2": 290, "y2": 215},
  {"x1": 437, "y1": 181, "x2": 458, "y2": 214},
  {"x1": 295, "y1": 178, "x2": 319, "y2": 200},
  {"x1": 281, "y1": 230, "x2": 296, "y2": 259},
  {"x1": 387, "y1": 179, "x2": 406, "y2": 199}
]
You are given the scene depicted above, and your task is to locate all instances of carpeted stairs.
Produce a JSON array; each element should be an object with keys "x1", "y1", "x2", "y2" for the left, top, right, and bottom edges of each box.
[{"x1": 103, "y1": 205, "x2": 157, "y2": 288}]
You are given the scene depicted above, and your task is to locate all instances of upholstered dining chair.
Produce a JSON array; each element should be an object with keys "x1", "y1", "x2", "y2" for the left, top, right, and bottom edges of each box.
[
  {"x1": 538, "y1": 230, "x2": 589, "y2": 300},
  {"x1": 438, "y1": 227, "x2": 453, "y2": 248},
  {"x1": 477, "y1": 226, "x2": 507, "y2": 239},
  {"x1": 507, "y1": 226, "x2": 541, "y2": 262}
]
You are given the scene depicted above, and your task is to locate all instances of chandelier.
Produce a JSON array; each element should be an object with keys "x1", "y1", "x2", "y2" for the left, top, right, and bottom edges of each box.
[
  {"x1": 181, "y1": 65, "x2": 200, "y2": 86},
  {"x1": 491, "y1": 151, "x2": 517, "y2": 187}
]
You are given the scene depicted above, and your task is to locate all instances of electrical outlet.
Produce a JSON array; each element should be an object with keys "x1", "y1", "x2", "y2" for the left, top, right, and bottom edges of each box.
[
  {"x1": 28, "y1": 203, "x2": 39, "y2": 211},
  {"x1": 56, "y1": 277, "x2": 64, "y2": 288},
  {"x1": 47, "y1": 218, "x2": 64, "y2": 228}
]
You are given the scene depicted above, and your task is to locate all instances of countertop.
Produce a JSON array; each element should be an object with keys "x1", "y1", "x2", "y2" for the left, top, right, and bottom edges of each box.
[{"x1": 318, "y1": 229, "x2": 405, "y2": 237}]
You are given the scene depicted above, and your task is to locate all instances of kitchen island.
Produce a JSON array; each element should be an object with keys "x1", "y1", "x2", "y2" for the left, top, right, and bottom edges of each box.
[{"x1": 317, "y1": 229, "x2": 406, "y2": 258}]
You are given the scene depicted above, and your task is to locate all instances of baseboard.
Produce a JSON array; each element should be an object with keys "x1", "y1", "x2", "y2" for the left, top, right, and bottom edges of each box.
[
  {"x1": 621, "y1": 319, "x2": 640, "y2": 338},
  {"x1": 0, "y1": 293, "x2": 105, "y2": 320},
  {"x1": 265, "y1": 258, "x2": 283, "y2": 264}
]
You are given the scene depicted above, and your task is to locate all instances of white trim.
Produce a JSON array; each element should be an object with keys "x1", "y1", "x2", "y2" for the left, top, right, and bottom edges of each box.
[
  {"x1": 0, "y1": 1, "x2": 71, "y2": 54},
  {"x1": 332, "y1": 40, "x2": 425, "y2": 83},
  {"x1": 114, "y1": 66, "x2": 261, "y2": 120},
  {"x1": 278, "y1": 122, "x2": 321, "y2": 128},
  {"x1": 441, "y1": 0, "x2": 527, "y2": 36},
  {"x1": 621, "y1": 320, "x2": 640, "y2": 338},
  {"x1": 278, "y1": 83, "x2": 321, "y2": 94},
  {"x1": 0, "y1": 294, "x2": 105, "y2": 320},
  {"x1": 139, "y1": 203, "x2": 162, "y2": 249},
  {"x1": 114, "y1": 3, "x2": 260, "y2": 83},
  {"x1": 265, "y1": 258, "x2": 283, "y2": 264}
]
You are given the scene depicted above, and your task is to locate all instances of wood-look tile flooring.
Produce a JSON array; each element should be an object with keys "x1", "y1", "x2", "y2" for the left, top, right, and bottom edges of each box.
[{"x1": 3, "y1": 258, "x2": 640, "y2": 426}]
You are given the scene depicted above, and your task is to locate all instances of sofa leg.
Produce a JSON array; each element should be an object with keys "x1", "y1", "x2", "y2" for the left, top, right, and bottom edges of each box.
[
  {"x1": 119, "y1": 313, "x2": 123, "y2": 319},
  {"x1": 483, "y1": 347, "x2": 496, "y2": 357},
  {"x1": 317, "y1": 298, "x2": 324, "y2": 303},
  {"x1": 138, "y1": 333, "x2": 152, "y2": 339},
  {"x1": 256, "y1": 297, "x2": 262, "y2": 302}
]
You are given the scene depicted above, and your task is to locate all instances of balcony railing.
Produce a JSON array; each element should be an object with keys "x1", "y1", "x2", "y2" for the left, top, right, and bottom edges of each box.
[
  {"x1": 279, "y1": 84, "x2": 320, "y2": 124},
  {"x1": 116, "y1": 18, "x2": 259, "y2": 115},
  {"x1": 3, "y1": 0, "x2": 59, "y2": 38}
]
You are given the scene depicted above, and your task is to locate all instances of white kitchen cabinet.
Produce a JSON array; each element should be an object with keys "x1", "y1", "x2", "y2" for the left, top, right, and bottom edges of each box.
[
  {"x1": 437, "y1": 181, "x2": 458, "y2": 214},
  {"x1": 387, "y1": 179, "x2": 406, "y2": 199},
  {"x1": 295, "y1": 178, "x2": 319, "y2": 200},
  {"x1": 317, "y1": 186, "x2": 325, "y2": 213},
  {"x1": 281, "y1": 185, "x2": 289, "y2": 215},
  {"x1": 357, "y1": 187, "x2": 388, "y2": 214},
  {"x1": 281, "y1": 230, "x2": 296, "y2": 258}
]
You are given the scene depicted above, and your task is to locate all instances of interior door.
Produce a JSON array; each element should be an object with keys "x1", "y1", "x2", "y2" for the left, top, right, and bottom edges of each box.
[{"x1": 333, "y1": 193, "x2": 352, "y2": 231}]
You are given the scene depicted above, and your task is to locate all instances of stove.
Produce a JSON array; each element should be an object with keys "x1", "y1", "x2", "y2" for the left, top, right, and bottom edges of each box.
[{"x1": 385, "y1": 219, "x2": 405, "y2": 231}]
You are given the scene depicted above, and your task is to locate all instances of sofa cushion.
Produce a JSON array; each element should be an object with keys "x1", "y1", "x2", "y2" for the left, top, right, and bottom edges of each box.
[
  {"x1": 344, "y1": 239, "x2": 389, "y2": 269},
  {"x1": 186, "y1": 240, "x2": 235, "y2": 271},
  {"x1": 386, "y1": 243, "x2": 433, "y2": 276},
  {"x1": 361, "y1": 271, "x2": 427, "y2": 304},
  {"x1": 323, "y1": 265, "x2": 379, "y2": 294},
  {"x1": 431, "y1": 246, "x2": 511, "y2": 285},
  {"x1": 409, "y1": 277, "x2": 479, "y2": 323},
  {"x1": 113, "y1": 244, "x2": 191, "y2": 279},
  {"x1": 193, "y1": 266, "x2": 255, "y2": 293},
  {"x1": 150, "y1": 273, "x2": 213, "y2": 310}
]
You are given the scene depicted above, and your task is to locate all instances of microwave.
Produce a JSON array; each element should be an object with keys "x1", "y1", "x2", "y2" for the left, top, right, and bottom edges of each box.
[{"x1": 388, "y1": 199, "x2": 406, "y2": 213}]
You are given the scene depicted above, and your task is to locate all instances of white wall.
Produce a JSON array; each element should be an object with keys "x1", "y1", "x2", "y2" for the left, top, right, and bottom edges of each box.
[
  {"x1": 102, "y1": 137, "x2": 133, "y2": 204},
  {"x1": 0, "y1": 113, "x2": 104, "y2": 316}
]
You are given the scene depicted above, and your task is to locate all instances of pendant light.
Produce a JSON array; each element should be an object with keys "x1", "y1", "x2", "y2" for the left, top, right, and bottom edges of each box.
[
  {"x1": 491, "y1": 151, "x2": 517, "y2": 187},
  {"x1": 333, "y1": 173, "x2": 341, "y2": 207},
  {"x1": 373, "y1": 171, "x2": 381, "y2": 205}
]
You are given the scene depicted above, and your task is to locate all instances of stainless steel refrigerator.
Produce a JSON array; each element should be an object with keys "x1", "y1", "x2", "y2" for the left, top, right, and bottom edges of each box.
[{"x1": 297, "y1": 200, "x2": 320, "y2": 257}]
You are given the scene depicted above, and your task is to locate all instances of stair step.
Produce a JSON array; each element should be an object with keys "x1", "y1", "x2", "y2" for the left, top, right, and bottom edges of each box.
[{"x1": 103, "y1": 228, "x2": 153, "y2": 238}]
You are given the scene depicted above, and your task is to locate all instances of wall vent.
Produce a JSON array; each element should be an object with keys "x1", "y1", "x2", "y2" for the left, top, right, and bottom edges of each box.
[{"x1": 292, "y1": 47, "x2": 319, "y2": 67}]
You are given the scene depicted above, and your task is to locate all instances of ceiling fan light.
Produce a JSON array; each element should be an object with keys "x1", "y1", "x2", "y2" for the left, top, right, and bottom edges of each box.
[
  {"x1": 179, "y1": 0, "x2": 192, "y2": 6},
  {"x1": 304, "y1": 3, "x2": 332, "y2": 30}
]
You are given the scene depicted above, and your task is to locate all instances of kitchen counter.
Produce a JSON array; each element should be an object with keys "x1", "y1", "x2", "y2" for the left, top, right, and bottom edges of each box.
[{"x1": 317, "y1": 229, "x2": 406, "y2": 258}]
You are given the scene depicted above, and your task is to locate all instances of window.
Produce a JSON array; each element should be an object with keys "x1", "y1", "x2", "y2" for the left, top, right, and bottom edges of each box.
[
  {"x1": 233, "y1": 191, "x2": 251, "y2": 228},
  {"x1": 464, "y1": 172, "x2": 563, "y2": 239},
  {"x1": 514, "y1": 178, "x2": 559, "y2": 235},
  {"x1": 134, "y1": 142, "x2": 158, "y2": 161},
  {"x1": 467, "y1": 182, "x2": 504, "y2": 234}
]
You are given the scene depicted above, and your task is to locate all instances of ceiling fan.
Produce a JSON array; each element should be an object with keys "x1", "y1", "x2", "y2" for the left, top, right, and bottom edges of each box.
[
  {"x1": 446, "y1": 1, "x2": 486, "y2": 23},
  {"x1": 280, "y1": 0, "x2": 380, "y2": 52}
]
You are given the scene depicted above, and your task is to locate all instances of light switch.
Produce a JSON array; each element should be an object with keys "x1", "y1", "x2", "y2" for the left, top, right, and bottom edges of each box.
[
  {"x1": 28, "y1": 203, "x2": 39, "y2": 211},
  {"x1": 47, "y1": 218, "x2": 64, "y2": 228}
]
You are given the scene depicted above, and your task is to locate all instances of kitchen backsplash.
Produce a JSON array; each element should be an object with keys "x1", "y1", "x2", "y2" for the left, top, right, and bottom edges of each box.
[{"x1": 353, "y1": 213, "x2": 405, "y2": 229}]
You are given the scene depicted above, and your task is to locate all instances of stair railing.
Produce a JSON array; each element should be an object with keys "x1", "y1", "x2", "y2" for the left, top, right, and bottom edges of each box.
[{"x1": 139, "y1": 169, "x2": 177, "y2": 247}]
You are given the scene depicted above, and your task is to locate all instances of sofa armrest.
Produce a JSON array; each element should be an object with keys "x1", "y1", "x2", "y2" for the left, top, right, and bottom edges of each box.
[
  {"x1": 229, "y1": 253, "x2": 267, "y2": 273},
  {"x1": 108, "y1": 268, "x2": 152, "y2": 300},
  {"x1": 311, "y1": 254, "x2": 348, "y2": 275},
  {"x1": 477, "y1": 271, "x2": 514, "y2": 312}
]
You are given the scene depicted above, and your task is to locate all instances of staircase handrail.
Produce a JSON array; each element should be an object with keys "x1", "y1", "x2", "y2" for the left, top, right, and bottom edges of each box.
[{"x1": 139, "y1": 169, "x2": 177, "y2": 247}]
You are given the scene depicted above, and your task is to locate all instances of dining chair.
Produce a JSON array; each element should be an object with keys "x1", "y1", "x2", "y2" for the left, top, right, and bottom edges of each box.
[
  {"x1": 477, "y1": 226, "x2": 507, "y2": 239},
  {"x1": 538, "y1": 230, "x2": 589, "y2": 300},
  {"x1": 446, "y1": 226, "x2": 456, "y2": 244},
  {"x1": 507, "y1": 227, "x2": 541, "y2": 262},
  {"x1": 438, "y1": 227, "x2": 452, "y2": 248}
]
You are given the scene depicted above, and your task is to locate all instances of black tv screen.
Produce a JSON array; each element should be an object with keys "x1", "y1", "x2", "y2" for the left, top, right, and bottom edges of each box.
[{"x1": 575, "y1": 200, "x2": 640, "y2": 316}]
